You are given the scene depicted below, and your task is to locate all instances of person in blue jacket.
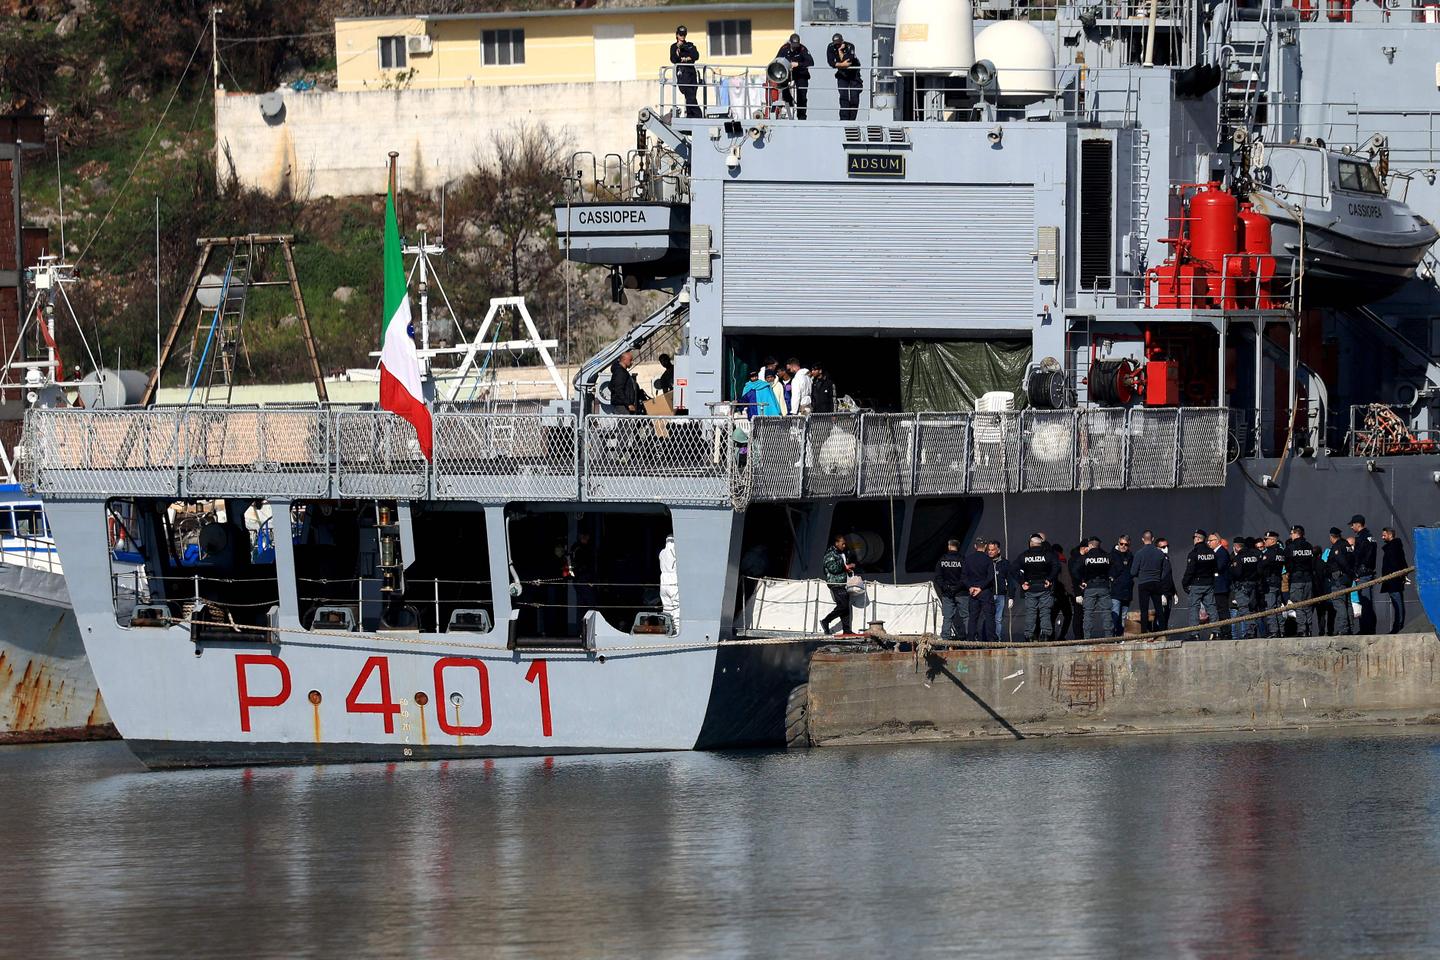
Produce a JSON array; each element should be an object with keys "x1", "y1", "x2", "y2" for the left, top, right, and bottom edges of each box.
[{"x1": 740, "y1": 369, "x2": 782, "y2": 418}]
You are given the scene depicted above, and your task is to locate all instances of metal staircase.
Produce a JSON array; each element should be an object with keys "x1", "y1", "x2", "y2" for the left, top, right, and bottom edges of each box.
[
  {"x1": 574, "y1": 292, "x2": 689, "y2": 401},
  {"x1": 1219, "y1": 7, "x2": 1274, "y2": 149}
]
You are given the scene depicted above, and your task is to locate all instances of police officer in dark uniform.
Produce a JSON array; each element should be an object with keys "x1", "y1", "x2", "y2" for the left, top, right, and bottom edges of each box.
[
  {"x1": 1349, "y1": 514, "x2": 1378, "y2": 632},
  {"x1": 1325, "y1": 526, "x2": 1357, "y2": 635},
  {"x1": 934, "y1": 539, "x2": 967, "y2": 642},
  {"x1": 826, "y1": 32, "x2": 863, "y2": 121},
  {"x1": 670, "y1": 25, "x2": 702, "y2": 119},
  {"x1": 1258, "y1": 530, "x2": 1286, "y2": 636},
  {"x1": 1014, "y1": 534, "x2": 1059, "y2": 642},
  {"x1": 1182, "y1": 530, "x2": 1222, "y2": 639},
  {"x1": 1230, "y1": 536, "x2": 1260, "y2": 638},
  {"x1": 1078, "y1": 535, "x2": 1114, "y2": 639},
  {"x1": 1285, "y1": 525, "x2": 1319, "y2": 636},
  {"x1": 776, "y1": 32, "x2": 813, "y2": 120}
]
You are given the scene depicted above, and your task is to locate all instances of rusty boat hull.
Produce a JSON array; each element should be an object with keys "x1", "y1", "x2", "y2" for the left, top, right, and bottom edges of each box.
[{"x1": 0, "y1": 562, "x2": 114, "y2": 743}]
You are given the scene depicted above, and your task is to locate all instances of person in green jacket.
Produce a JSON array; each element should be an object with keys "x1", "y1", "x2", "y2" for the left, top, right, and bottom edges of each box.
[{"x1": 820, "y1": 533, "x2": 856, "y2": 634}]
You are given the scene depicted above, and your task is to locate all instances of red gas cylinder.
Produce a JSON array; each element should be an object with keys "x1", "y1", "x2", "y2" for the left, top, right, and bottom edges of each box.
[
  {"x1": 1189, "y1": 183, "x2": 1239, "y2": 275},
  {"x1": 1237, "y1": 202, "x2": 1271, "y2": 255},
  {"x1": 1238, "y1": 203, "x2": 1276, "y2": 307}
]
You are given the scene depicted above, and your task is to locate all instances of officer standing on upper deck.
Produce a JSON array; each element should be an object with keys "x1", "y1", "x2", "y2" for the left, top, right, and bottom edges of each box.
[
  {"x1": 776, "y1": 33, "x2": 813, "y2": 120},
  {"x1": 827, "y1": 33, "x2": 863, "y2": 121},
  {"x1": 670, "y1": 25, "x2": 702, "y2": 119}
]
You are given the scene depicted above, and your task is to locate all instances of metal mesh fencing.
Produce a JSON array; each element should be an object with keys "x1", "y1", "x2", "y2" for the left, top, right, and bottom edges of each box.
[
  {"x1": 1021, "y1": 410, "x2": 1077, "y2": 492},
  {"x1": 1078, "y1": 408, "x2": 1128, "y2": 489},
  {"x1": 857, "y1": 415, "x2": 916, "y2": 498},
  {"x1": 24, "y1": 408, "x2": 185, "y2": 497},
  {"x1": 433, "y1": 413, "x2": 578, "y2": 501},
  {"x1": 333, "y1": 411, "x2": 429, "y2": 499},
  {"x1": 583, "y1": 415, "x2": 733, "y2": 504},
  {"x1": 803, "y1": 414, "x2": 862, "y2": 498},
  {"x1": 913, "y1": 414, "x2": 970, "y2": 496},
  {"x1": 184, "y1": 408, "x2": 330, "y2": 498},
  {"x1": 1179, "y1": 408, "x2": 1229, "y2": 486},
  {"x1": 744, "y1": 417, "x2": 805, "y2": 501},
  {"x1": 968, "y1": 412, "x2": 1021, "y2": 493},
  {"x1": 1126, "y1": 408, "x2": 1179, "y2": 488}
]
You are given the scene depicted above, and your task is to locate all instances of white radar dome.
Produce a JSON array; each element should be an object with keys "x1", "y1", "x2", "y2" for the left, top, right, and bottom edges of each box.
[
  {"x1": 974, "y1": 20, "x2": 1056, "y2": 102},
  {"x1": 894, "y1": 0, "x2": 975, "y2": 74}
]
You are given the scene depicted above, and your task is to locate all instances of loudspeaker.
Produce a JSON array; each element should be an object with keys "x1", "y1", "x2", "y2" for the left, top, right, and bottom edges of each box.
[{"x1": 766, "y1": 58, "x2": 792, "y2": 84}]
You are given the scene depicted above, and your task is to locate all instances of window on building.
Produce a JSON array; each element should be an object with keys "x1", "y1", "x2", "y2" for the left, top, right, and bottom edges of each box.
[
  {"x1": 707, "y1": 19, "x2": 752, "y2": 57},
  {"x1": 482, "y1": 28, "x2": 526, "y2": 66},
  {"x1": 378, "y1": 35, "x2": 407, "y2": 70}
]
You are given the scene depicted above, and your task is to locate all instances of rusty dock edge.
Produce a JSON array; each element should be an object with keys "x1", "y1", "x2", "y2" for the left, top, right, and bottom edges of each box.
[{"x1": 803, "y1": 634, "x2": 1440, "y2": 746}]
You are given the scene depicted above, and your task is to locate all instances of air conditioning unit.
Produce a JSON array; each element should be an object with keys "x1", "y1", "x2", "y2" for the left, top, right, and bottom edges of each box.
[{"x1": 407, "y1": 34, "x2": 434, "y2": 55}]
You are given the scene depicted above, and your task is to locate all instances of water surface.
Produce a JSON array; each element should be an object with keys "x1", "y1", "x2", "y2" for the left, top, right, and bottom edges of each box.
[{"x1": 2, "y1": 729, "x2": 1439, "y2": 959}]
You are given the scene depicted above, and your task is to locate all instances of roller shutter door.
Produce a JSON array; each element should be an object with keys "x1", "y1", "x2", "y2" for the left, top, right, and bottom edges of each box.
[{"x1": 721, "y1": 182, "x2": 1035, "y2": 328}]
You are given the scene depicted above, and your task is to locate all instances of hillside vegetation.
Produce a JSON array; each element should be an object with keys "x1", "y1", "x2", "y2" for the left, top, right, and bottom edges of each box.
[{"x1": 0, "y1": 1, "x2": 677, "y2": 384}]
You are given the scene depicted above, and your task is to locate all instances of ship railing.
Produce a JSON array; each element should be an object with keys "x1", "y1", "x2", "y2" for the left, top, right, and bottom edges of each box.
[
  {"x1": 21, "y1": 405, "x2": 1232, "y2": 504},
  {"x1": 1, "y1": 534, "x2": 60, "y2": 574},
  {"x1": 740, "y1": 406, "x2": 1227, "y2": 501},
  {"x1": 653, "y1": 64, "x2": 1151, "y2": 126},
  {"x1": 583, "y1": 415, "x2": 735, "y2": 504}
]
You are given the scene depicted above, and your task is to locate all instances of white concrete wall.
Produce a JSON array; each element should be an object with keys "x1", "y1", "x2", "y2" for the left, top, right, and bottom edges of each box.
[{"x1": 216, "y1": 82, "x2": 653, "y2": 197}]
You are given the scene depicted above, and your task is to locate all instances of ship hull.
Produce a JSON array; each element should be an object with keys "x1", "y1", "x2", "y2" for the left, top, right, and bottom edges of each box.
[
  {"x1": 0, "y1": 563, "x2": 114, "y2": 743},
  {"x1": 40, "y1": 449, "x2": 1440, "y2": 769}
]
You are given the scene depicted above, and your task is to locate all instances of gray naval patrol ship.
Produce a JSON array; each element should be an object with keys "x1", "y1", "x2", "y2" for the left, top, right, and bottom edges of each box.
[{"x1": 22, "y1": 0, "x2": 1440, "y2": 767}]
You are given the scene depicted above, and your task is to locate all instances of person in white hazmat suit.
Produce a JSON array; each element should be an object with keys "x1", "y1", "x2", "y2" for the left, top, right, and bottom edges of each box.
[{"x1": 659, "y1": 535, "x2": 681, "y2": 622}]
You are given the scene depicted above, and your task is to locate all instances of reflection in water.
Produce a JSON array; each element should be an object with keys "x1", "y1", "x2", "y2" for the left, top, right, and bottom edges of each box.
[{"x1": 3, "y1": 729, "x2": 1440, "y2": 958}]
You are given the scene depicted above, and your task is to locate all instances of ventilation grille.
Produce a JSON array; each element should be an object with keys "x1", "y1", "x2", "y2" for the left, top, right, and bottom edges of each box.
[
  {"x1": 1079, "y1": 139, "x2": 1113, "y2": 292},
  {"x1": 842, "y1": 126, "x2": 910, "y2": 145}
]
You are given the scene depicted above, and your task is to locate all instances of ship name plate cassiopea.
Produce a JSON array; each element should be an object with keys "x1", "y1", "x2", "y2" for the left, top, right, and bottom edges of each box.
[
  {"x1": 575, "y1": 207, "x2": 650, "y2": 225},
  {"x1": 846, "y1": 154, "x2": 907, "y2": 178}
]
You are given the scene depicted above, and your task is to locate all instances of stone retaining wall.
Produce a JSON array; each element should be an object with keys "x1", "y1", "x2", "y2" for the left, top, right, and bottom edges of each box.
[{"x1": 806, "y1": 633, "x2": 1440, "y2": 745}]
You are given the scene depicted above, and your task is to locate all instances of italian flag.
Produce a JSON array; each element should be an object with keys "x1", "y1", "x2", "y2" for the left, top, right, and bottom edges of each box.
[{"x1": 380, "y1": 185, "x2": 433, "y2": 460}]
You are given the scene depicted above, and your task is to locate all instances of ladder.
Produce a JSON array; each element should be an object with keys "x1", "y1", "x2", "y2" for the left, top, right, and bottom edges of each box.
[
  {"x1": 1218, "y1": 7, "x2": 1274, "y2": 149},
  {"x1": 1130, "y1": 127, "x2": 1152, "y2": 273},
  {"x1": 185, "y1": 237, "x2": 256, "y2": 405}
]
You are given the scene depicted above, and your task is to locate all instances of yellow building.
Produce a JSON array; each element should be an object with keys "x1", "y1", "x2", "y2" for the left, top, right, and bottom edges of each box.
[{"x1": 335, "y1": 3, "x2": 796, "y2": 91}]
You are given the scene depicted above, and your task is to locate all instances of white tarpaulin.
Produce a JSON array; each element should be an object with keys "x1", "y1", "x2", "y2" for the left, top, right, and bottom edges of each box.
[{"x1": 743, "y1": 577, "x2": 940, "y2": 635}]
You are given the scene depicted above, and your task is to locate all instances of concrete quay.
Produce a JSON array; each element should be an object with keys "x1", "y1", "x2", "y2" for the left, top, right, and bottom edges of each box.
[{"x1": 804, "y1": 633, "x2": 1440, "y2": 746}]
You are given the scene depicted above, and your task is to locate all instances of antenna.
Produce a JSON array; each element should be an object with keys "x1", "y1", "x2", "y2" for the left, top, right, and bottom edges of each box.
[{"x1": 55, "y1": 139, "x2": 65, "y2": 255}]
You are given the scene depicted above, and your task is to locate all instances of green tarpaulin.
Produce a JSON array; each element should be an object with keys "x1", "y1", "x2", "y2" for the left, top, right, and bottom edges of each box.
[{"x1": 899, "y1": 340, "x2": 1032, "y2": 412}]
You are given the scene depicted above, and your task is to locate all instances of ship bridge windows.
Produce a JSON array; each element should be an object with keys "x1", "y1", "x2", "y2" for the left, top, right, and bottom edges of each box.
[
  {"x1": 105, "y1": 498, "x2": 279, "y2": 639},
  {"x1": 1337, "y1": 159, "x2": 1384, "y2": 195},
  {"x1": 504, "y1": 505, "x2": 673, "y2": 646}
]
